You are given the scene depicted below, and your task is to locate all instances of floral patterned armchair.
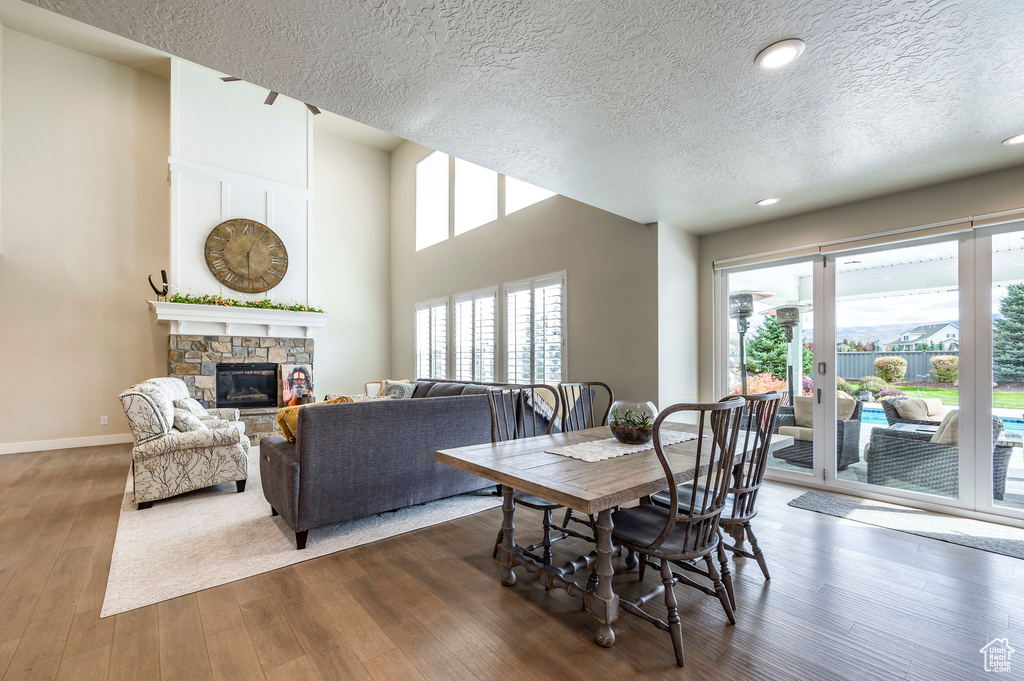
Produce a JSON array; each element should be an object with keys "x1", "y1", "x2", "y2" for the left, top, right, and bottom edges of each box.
[{"x1": 119, "y1": 378, "x2": 249, "y2": 509}]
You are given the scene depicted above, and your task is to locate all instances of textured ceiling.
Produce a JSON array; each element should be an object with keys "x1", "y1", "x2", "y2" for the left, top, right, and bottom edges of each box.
[{"x1": 25, "y1": 0, "x2": 1024, "y2": 233}]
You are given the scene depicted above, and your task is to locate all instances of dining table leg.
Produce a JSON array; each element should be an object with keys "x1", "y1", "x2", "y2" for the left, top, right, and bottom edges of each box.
[
  {"x1": 498, "y1": 485, "x2": 516, "y2": 586},
  {"x1": 589, "y1": 508, "x2": 619, "y2": 647}
]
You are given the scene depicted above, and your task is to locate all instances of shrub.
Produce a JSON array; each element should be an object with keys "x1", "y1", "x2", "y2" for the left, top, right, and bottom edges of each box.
[
  {"x1": 858, "y1": 375, "x2": 887, "y2": 394},
  {"x1": 930, "y1": 355, "x2": 959, "y2": 383},
  {"x1": 876, "y1": 387, "x2": 907, "y2": 400},
  {"x1": 874, "y1": 356, "x2": 908, "y2": 382},
  {"x1": 731, "y1": 373, "x2": 789, "y2": 397},
  {"x1": 802, "y1": 376, "x2": 814, "y2": 395},
  {"x1": 837, "y1": 377, "x2": 856, "y2": 396}
]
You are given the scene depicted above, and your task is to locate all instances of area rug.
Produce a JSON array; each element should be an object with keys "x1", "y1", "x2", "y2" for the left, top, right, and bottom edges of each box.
[
  {"x1": 789, "y1": 491, "x2": 1024, "y2": 560},
  {"x1": 101, "y1": 449, "x2": 501, "y2": 617}
]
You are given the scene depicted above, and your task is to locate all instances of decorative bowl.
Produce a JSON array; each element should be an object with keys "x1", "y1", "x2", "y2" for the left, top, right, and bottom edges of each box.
[{"x1": 609, "y1": 400, "x2": 658, "y2": 445}]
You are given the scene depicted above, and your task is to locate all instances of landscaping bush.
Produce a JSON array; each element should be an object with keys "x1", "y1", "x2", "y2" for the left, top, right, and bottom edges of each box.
[
  {"x1": 732, "y1": 373, "x2": 789, "y2": 397},
  {"x1": 877, "y1": 387, "x2": 907, "y2": 400},
  {"x1": 930, "y1": 355, "x2": 959, "y2": 383},
  {"x1": 802, "y1": 376, "x2": 814, "y2": 395},
  {"x1": 858, "y1": 375, "x2": 887, "y2": 395},
  {"x1": 874, "y1": 356, "x2": 908, "y2": 382},
  {"x1": 837, "y1": 377, "x2": 857, "y2": 396}
]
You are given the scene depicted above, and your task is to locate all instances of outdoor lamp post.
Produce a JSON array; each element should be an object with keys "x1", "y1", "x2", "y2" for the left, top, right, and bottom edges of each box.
[
  {"x1": 776, "y1": 306, "x2": 801, "y2": 404},
  {"x1": 729, "y1": 293, "x2": 754, "y2": 394}
]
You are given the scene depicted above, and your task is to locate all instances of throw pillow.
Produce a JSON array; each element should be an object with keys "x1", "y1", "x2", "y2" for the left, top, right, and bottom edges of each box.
[
  {"x1": 375, "y1": 379, "x2": 411, "y2": 397},
  {"x1": 381, "y1": 380, "x2": 415, "y2": 399},
  {"x1": 173, "y1": 398, "x2": 207, "y2": 418},
  {"x1": 836, "y1": 395, "x2": 857, "y2": 421},
  {"x1": 931, "y1": 410, "x2": 959, "y2": 445},
  {"x1": 173, "y1": 408, "x2": 207, "y2": 432},
  {"x1": 893, "y1": 398, "x2": 930, "y2": 421}
]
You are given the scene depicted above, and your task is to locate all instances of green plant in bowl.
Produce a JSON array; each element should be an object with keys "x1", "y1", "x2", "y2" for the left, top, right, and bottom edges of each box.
[{"x1": 610, "y1": 403, "x2": 656, "y2": 445}]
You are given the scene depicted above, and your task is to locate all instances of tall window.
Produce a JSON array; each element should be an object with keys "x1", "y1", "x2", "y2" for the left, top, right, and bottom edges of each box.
[
  {"x1": 415, "y1": 300, "x2": 447, "y2": 379},
  {"x1": 415, "y1": 151, "x2": 557, "y2": 249},
  {"x1": 506, "y1": 274, "x2": 564, "y2": 384},
  {"x1": 454, "y1": 159, "x2": 498, "y2": 235},
  {"x1": 415, "y1": 152, "x2": 450, "y2": 251},
  {"x1": 454, "y1": 289, "x2": 497, "y2": 382}
]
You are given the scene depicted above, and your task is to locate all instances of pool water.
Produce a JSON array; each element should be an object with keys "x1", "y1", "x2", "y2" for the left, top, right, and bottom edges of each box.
[{"x1": 860, "y1": 404, "x2": 1024, "y2": 436}]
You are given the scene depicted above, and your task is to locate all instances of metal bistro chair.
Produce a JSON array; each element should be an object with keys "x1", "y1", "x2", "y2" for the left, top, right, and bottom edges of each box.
[
  {"x1": 653, "y1": 392, "x2": 782, "y2": 610},
  {"x1": 558, "y1": 381, "x2": 614, "y2": 538},
  {"x1": 489, "y1": 385, "x2": 575, "y2": 566},
  {"x1": 611, "y1": 397, "x2": 746, "y2": 667}
]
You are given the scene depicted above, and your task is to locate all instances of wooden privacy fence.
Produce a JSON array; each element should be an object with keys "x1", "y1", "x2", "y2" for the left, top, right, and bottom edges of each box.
[{"x1": 837, "y1": 351, "x2": 957, "y2": 382}]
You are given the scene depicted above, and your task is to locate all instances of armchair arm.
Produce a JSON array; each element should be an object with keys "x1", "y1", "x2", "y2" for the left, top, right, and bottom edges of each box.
[
  {"x1": 866, "y1": 429, "x2": 957, "y2": 495},
  {"x1": 775, "y1": 413, "x2": 796, "y2": 430},
  {"x1": 206, "y1": 407, "x2": 240, "y2": 421},
  {"x1": 134, "y1": 426, "x2": 244, "y2": 461}
]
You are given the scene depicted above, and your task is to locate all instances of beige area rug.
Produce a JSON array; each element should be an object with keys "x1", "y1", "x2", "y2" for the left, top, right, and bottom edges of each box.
[{"x1": 101, "y1": 448, "x2": 500, "y2": 617}]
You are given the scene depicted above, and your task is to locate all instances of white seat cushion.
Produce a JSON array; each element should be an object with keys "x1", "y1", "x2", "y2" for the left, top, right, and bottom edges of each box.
[{"x1": 778, "y1": 425, "x2": 813, "y2": 442}]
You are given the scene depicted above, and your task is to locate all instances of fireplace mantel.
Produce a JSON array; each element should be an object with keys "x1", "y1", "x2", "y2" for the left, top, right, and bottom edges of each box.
[{"x1": 150, "y1": 301, "x2": 327, "y2": 338}]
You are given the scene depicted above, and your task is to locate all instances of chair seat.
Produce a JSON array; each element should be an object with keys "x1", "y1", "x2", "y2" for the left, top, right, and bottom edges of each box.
[
  {"x1": 611, "y1": 504, "x2": 717, "y2": 559},
  {"x1": 651, "y1": 487, "x2": 745, "y2": 520},
  {"x1": 513, "y1": 491, "x2": 562, "y2": 510}
]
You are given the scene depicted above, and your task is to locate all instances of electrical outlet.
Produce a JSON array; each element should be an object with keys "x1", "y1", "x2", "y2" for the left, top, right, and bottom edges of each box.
[{"x1": 100, "y1": 416, "x2": 108, "y2": 425}]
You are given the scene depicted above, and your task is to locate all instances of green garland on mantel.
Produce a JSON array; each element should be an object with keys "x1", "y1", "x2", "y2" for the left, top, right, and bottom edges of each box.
[{"x1": 166, "y1": 292, "x2": 325, "y2": 314}]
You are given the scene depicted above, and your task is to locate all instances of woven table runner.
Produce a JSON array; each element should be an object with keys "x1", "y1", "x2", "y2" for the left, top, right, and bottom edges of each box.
[{"x1": 546, "y1": 431, "x2": 699, "y2": 463}]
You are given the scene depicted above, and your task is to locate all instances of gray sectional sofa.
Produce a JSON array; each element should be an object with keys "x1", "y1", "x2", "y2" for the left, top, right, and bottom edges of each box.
[{"x1": 259, "y1": 380, "x2": 501, "y2": 549}]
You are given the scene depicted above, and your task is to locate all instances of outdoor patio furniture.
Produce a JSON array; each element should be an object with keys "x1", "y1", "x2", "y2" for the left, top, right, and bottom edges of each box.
[
  {"x1": 772, "y1": 396, "x2": 863, "y2": 470},
  {"x1": 880, "y1": 397, "x2": 948, "y2": 427},
  {"x1": 866, "y1": 416, "x2": 1011, "y2": 499}
]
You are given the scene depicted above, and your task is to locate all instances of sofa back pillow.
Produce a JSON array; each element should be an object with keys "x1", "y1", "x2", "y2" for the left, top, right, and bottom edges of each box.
[
  {"x1": 836, "y1": 394, "x2": 857, "y2": 421},
  {"x1": 173, "y1": 408, "x2": 208, "y2": 432},
  {"x1": 930, "y1": 410, "x2": 959, "y2": 445},
  {"x1": 425, "y1": 382, "x2": 469, "y2": 398},
  {"x1": 381, "y1": 381, "x2": 415, "y2": 399},
  {"x1": 893, "y1": 398, "x2": 930, "y2": 421}
]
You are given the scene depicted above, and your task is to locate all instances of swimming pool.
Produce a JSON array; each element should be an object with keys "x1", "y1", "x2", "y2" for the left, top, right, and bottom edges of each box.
[{"x1": 860, "y1": 404, "x2": 1024, "y2": 436}]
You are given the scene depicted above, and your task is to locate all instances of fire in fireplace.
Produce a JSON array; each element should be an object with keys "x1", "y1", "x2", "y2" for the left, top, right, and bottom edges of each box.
[{"x1": 216, "y1": 363, "x2": 278, "y2": 409}]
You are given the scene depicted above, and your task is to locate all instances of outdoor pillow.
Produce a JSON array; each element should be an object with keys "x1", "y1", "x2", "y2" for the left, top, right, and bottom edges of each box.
[
  {"x1": 893, "y1": 398, "x2": 931, "y2": 421},
  {"x1": 930, "y1": 410, "x2": 959, "y2": 446},
  {"x1": 922, "y1": 398, "x2": 947, "y2": 418},
  {"x1": 173, "y1": 408, "x2": 208, "y2": 432},
  {"x1": 793, "y1": 396, "x2": 814, "y2": 428},
  {"x1": 836, "y1": 395, "x2": 857, "y2": 421},
  {"x1": 173, "y1": 397, "x2": 208, "y2": 418}
]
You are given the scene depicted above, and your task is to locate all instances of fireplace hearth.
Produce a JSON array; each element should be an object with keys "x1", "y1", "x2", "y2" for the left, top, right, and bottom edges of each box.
[{"x1": 216, "y1": 363, "x2": 278, "y2": 409}]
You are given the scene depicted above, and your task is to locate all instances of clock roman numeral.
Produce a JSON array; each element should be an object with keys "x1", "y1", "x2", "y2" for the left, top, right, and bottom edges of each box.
[
  {"x1": 259, "y1": 229, "x2": 268, "y2": 241},
  {"x1": 242, "y1": 222, "x2": 254, "y2": 235},
  {"x1": 260, "y1": 276, "x2": 271, "y2": 287},
  {"x1": 270, "y1": 256, "x2": 285, "y2": 265},
  {"x1": 228, "y1": 224, "x2": 238, "y2": 237},
  {"x1": 210, "y1": 235, "x2": 227, "y2": 243},
  {"x1": 268, "y1": 266, "x2": 283, "y2": 276},
  {"x1": 209, "y1": 248, "x2": 224, "y2": 257},
  {"x1": 267, "y1": 242, "x2": 281, "y2": 251}
]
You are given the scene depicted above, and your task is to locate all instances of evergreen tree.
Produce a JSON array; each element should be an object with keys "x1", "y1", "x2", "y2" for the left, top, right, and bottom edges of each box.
[
  {"x1": 746, "y1": 316, "x2": 814, "y2": 380},
  {"x1": 994, "y1": 283, "x2": 1024, "y2": 381}
]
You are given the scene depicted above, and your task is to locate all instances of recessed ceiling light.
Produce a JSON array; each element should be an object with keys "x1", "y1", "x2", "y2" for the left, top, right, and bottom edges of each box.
[
  {"x1": 756, "y1": 198, "x2": 781, "y2": 206},
  {"x1": 1002, "y1": 132, "x2": 1024, "y2": 146},
  {"x1": 755, "y1": 39, "x2": 806, "y2": 69}
]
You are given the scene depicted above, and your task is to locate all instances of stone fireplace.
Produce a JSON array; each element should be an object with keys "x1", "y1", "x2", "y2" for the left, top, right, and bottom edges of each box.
[{"x1": 168, "y1": 334, "x2": 314, "y2": 442}]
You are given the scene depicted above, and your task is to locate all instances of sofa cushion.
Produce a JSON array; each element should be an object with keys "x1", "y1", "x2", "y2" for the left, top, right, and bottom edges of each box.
[
  {"x1": 381, "y1": 381, "x2": 415, "y2": 399},
  {"x1": 931, "y1": 410, "x2": 959, "y2": 445},
  {"x1": 894, "y1": 398, "x2": 947, "y2": 421},
  {"x1": 461, "y1": 384, "x2": 492, "y2": 395},
  {"x1": 837, "y1": 395, "x2": 857, "y2": 420},
  {"x1": 411, "y1": 381, "x2": 435, "y2": 398},
  {"x1": 779, "y1": 425, "x2": 813, "y2": 442},
  {"x1": 174, "y1": 397, "x2": 208, "y2": 418},
  {"x1": 426, "y1": 382, "x2": 469, "y2": 398},
  {"x1": 173, "y1": 408, "x2": 207, "y2": 432},
  {"x1": 793, "y1": 396, "x2": 814, "y2": 428}
]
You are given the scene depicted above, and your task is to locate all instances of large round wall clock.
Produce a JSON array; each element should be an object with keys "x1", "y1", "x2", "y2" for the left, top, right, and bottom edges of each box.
[{"x1": 204, "y1": 219, "x2": 288, "y2": 294}]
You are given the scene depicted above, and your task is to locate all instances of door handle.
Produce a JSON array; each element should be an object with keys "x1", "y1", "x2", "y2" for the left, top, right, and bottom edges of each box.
[{"x1": 817, "y1": 388, "x2": 822, "y2": 404}]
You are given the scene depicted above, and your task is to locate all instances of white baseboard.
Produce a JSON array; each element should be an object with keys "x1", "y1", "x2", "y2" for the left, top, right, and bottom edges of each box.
[{"x1": 0, "y1": 433, "x2": 134, "y2": 455}]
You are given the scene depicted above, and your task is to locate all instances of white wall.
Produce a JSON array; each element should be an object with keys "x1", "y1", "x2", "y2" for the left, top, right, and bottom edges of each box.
[
  {"x1": 0, "y1": 29, "x2": 169, "y2": 449},
  {"x1": 311, "y1": 120, "x2": 391, "y2": 396},
  {"x1": 169, "y1": 59, "x2": 311, "y2": 306},
  {"x1": 657, "y1": 223, "x2": 700, "y2": 409},
  {"x1": 390, "y1": 140, "x2": 660, "y2": 404},
  {"x1": 697, "y1": 164, "x2": 1024, "y2": 400}
]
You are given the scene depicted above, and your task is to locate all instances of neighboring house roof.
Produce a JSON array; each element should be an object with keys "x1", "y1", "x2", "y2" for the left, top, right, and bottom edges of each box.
[{"x1": 884, "y1": 322, "x2": 958, "y2": 347}]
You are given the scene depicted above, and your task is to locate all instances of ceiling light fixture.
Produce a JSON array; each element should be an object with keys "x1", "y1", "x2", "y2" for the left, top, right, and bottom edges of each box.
[
  {"x1": 1002, "y1": 132, "x2": 1024, "y2": 146},
  {"x1": 756, "y1": 198, "x2": 781, "y2": 206},
  {"x1": 755, "y1": 39, "x2": 806, "y2": 69}
]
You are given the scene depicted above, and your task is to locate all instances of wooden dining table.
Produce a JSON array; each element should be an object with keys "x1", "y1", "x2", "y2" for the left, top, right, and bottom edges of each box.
[{"x1": 436, "y1": 423, "x2": 794, "y2": 648}]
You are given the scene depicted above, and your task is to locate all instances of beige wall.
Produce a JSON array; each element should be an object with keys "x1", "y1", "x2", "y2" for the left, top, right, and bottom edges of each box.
[
  {"x1": 697, "y1": 164, "x2": 1024, "y2": 400},
  {"x1": 311, "y1": 123, "x2": 391, "y2": 396},
  {"x1": 0, "y1": 29, "x2": 169, "y2": 448},
  {"x1": 390, "y1": 141, "x2": 660, "y2": 403}
]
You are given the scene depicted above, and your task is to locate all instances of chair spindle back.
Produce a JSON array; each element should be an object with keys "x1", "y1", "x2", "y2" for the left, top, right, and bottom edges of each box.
[
  {"x1": 487, "y1": 385, "x2": 561, "y2": 443},
  {"x1": 723, "y1": 392, "x2": 783, "y2": 519},
  {"x1": 559, "y1": 381, "x2": 614, "y2": 432}
]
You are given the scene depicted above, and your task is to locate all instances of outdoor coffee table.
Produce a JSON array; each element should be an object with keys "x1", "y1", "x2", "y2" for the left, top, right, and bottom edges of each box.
[{"x1": 437, "y1": 424, "x2": 793, "y2": 647}]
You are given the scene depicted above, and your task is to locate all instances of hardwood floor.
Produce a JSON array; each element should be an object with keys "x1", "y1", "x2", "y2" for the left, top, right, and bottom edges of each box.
[{"x1": 1, "y1": 444, "x2": 1023, "y2": 680}]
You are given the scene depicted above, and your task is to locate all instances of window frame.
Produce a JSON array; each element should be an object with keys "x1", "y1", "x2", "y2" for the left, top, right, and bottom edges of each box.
[
  {"x1": 502, "y1": 271, "x2": 568, "y2": 385},
  {"x1": 414, "y1": 297, "x2": 449, "y2": 380},
  {"x1": 452, "y1": 286, "x2": 499, "y2": 383}
]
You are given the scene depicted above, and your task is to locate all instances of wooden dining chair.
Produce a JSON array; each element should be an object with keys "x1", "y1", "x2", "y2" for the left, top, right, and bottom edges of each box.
[
  {"x1": 611, "y1": 397, "x2": 746, "y2": 667},
  {"x1": 557, "y1": 381, "x2": 614, "y2": 537},
  {"x1": 488, "y1": 385, "x2": 570, "y2": 565},
  {"x1": 650, "y1": 392, "x2": 782, "y2": 610}
]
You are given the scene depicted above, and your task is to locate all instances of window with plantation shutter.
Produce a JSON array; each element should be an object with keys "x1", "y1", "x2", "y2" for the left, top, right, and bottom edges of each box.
[
  {"x1": 454, "y1": 289, "x2": 497, "y2": 382},
  {"x1": 505, "y1": 274, "x2": 565, "y2": 384},
  {"x1": 415, "y1": 299, "x2": 448, "y2": 379}
]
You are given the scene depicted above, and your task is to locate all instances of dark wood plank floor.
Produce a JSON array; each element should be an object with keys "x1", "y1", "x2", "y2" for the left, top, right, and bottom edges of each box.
[{"x1": 1, "y1": 444, "x2": 1023, "y2": 680}]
